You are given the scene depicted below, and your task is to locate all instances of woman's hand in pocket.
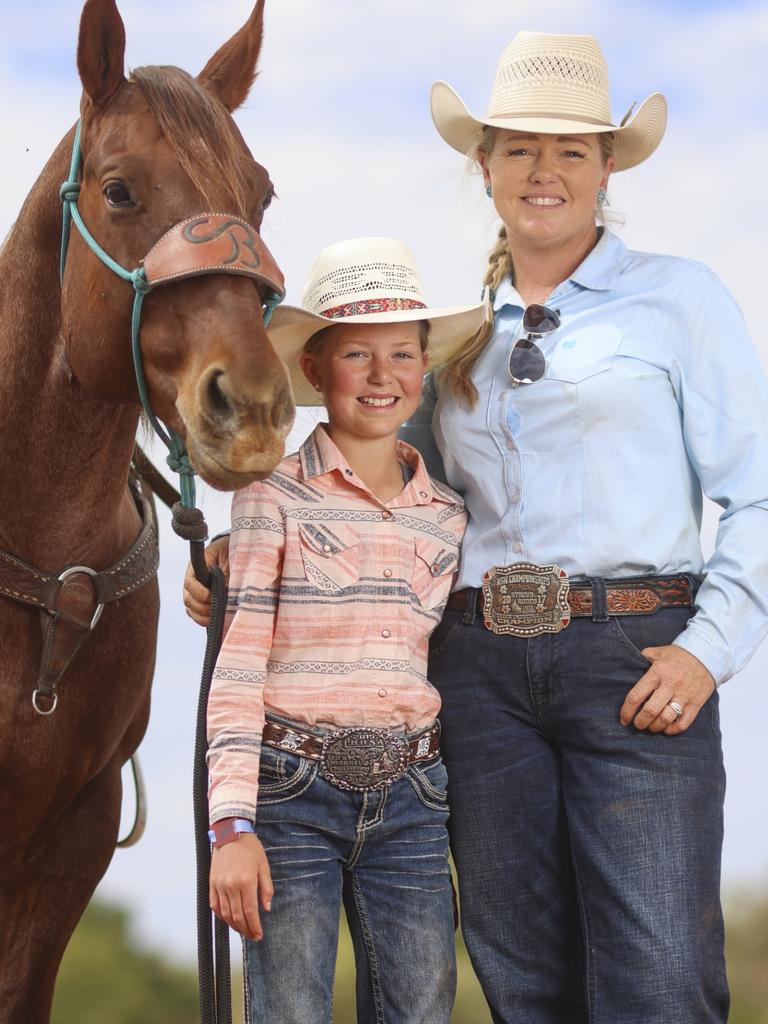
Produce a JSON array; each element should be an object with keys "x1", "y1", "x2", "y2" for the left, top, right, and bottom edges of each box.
[{"x1": 619, "y1": 645, "x2": 715, "y2": 735}]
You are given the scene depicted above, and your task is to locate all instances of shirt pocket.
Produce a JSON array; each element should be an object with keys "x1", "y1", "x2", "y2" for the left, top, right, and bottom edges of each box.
[
  {"x1": 412, "y1": 534, "x2": 459, "y2": 610},
  {"x1": 298, "y1": 521, "x2": 360, "y2": 593},
  {"x1": 545, "y1": 324, "x2": 623, "y2": 384}
]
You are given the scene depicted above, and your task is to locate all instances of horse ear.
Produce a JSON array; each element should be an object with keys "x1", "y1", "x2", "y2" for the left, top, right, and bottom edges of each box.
[
  {"x1": 197, "y1": 0, "x2": 265, "y2": 113},
  {"x1": 77, "y1": 0, "x2": 126, "y2": 107}
]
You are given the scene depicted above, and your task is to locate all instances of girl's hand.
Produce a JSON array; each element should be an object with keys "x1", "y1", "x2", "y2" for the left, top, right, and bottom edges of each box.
[
  {"x1": 183, "y1": 535, "x2": 231, "y2": 627},
  {"x1": 209, "y1": 834, "x2": 274, "y2": 940}
]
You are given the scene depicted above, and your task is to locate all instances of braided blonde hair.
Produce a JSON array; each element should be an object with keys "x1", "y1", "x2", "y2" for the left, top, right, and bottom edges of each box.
[{"x1": 441, "y1": 127, "x2": 615, "y2": 407}]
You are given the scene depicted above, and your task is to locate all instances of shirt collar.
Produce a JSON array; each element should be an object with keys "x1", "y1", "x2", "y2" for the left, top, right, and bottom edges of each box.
[
  {"x1": 299, "y1": 424, "x2": 441, "y2": 507},
  {"x1": 492, "y1": 228, "x2": 626, "y2": 313}
]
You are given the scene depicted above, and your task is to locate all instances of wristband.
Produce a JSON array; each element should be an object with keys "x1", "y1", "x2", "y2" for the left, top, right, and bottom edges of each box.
[{"x1": 208, "y1": 817, "x2": 256, "y2": 848}]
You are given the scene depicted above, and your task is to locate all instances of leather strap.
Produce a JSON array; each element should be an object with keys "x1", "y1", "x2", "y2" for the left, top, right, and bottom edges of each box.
[
  {"x1": 262, "y1": 718, "x2": 441, "y2": 766},
  {"x1": 0, "y1": 492, "x2": 159, "y2": 713},
  {"x1": 446, "y1": 573, "x2": 695, "y2": 619},
  {"x1": 142, "y1": 213, "x2": 285, "y2": 299}
]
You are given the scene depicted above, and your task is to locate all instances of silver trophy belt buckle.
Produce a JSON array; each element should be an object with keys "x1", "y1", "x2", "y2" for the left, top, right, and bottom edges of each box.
[
  {"x1": 320, "y1": 727, "x2": 409, "y2": 792},
  {"x1": 481, "y1": 562, "x2": 571, "y2": 638}
]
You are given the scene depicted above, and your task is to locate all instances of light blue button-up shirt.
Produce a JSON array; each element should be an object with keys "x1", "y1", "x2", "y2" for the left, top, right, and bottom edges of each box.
[{"x1": 403, "y1": 229, "x2": 768, "y2": 685}]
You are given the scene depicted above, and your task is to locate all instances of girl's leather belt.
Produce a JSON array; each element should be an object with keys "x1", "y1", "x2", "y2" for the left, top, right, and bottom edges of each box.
[{"x1": 262, "y1": 718, "x2": 441, "y2": 792}]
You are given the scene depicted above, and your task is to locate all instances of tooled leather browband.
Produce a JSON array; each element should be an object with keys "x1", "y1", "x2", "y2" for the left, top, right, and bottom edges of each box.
[{"x1": 142, "y1": 213, "x2": 285, "y2": 297}]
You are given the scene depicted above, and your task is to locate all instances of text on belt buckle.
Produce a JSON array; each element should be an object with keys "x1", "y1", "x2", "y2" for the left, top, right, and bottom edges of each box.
[
  {"x1": 482, "y1": 562, "x2": 570, "y2": 637},
  {"x1": 321, "y1": 727, "x2": 408, "y2": 792}
]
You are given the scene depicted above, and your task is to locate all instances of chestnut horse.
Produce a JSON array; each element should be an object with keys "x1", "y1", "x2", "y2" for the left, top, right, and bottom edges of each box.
[{"x1": 0, "y1": 1, "x2": 293, "y2": 1020}]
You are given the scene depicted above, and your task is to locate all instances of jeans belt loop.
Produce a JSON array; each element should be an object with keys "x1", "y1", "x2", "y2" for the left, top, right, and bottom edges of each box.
[
  {"x1": 463, "y1": 588, "x2": 478, "y2": 625},
  {"x1": 591, "y1": 577, "x2": 610, "y2": 622}
]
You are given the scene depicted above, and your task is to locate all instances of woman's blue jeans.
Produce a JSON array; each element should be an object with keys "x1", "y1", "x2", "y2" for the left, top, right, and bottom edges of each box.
[
  {"x1": 428, "y1": 601, "x2": 729, "y2": 1024},
  {"x1": 243, "y1": 744, "x2": 456, "y2": 1024}
]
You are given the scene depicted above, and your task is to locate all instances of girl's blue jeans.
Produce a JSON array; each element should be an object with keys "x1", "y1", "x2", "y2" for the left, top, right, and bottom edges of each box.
[{"x1": 243, "y1": 743, "x2": 456, "y2": 1024}]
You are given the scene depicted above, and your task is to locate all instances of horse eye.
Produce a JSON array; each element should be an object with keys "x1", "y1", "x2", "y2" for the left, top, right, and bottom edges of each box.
[
  {"x1": 104, "y1": 181, "x2": 134, "y2": 207},
  {"x1": 261, "y1": 188, "x2": 275, "y2": 212}
]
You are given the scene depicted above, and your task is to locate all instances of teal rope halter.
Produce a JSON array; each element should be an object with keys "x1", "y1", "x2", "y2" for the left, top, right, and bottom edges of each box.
[{"x1": 59, "y1": 121, "x2": 284, "y2": 509}]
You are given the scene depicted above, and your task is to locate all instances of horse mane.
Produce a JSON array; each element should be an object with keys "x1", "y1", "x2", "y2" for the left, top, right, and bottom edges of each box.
[{"x1": 130, "y1": 65, "x2": 252, "y2": 216}]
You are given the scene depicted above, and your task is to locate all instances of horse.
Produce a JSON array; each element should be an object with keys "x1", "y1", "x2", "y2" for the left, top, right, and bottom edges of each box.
[{"x1": 0, "y1": 1, "x2": 293, "y2": 1020}]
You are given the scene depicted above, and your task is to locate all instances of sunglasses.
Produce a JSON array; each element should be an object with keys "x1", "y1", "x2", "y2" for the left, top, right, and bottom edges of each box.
[{"x1": 508, "y1": 304, "x2": 561, "y2": 386}]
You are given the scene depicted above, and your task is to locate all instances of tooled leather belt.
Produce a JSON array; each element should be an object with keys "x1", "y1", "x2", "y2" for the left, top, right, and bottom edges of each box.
[
  {"x1": 445, "y1": 566, "x2": 696, "y2": 639},
  {"x1": 262, "y1": 717, "x2": 441, "y2": 792}
]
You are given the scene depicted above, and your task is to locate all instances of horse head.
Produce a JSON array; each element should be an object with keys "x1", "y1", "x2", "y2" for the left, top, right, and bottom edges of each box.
[{"x1": 61, "y1": 0, "x2": 294, "y2": 489}]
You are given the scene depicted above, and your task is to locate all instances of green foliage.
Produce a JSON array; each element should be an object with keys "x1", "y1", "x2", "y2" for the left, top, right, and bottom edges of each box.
[
  {"x1": 52, "y1": 891, "x2": 768, "y2": 1024},
  {"x1": 52, "y1": 903, "x2": 199, "y2": 1024},
  {"x1": 727, "y1": 889, "x2": 768, "y2": 1024}
]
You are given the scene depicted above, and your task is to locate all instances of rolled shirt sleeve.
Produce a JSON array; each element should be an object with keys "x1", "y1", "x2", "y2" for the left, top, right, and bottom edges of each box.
[{"x1": 666, "y1": 269, "x2": 768, "y2": 683}]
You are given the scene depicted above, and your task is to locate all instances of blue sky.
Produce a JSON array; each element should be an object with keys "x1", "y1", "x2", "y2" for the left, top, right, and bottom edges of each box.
[{"x1": 2, "y1": 0, "x2": 767, "y2": 960}]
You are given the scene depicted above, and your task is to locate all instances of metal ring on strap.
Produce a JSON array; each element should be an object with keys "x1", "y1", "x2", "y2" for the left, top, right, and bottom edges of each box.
[
  {"x1": 32, "y1": 690, "x2": 58, "y2": 716},
  {"x1": 57, "y1": 565, "x2": 105, "y2": 629}
]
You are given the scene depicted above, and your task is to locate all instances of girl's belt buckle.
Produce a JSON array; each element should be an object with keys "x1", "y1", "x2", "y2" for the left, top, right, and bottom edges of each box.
[
  {"x1": 320, "y1": 727, "x2": 408, "y2": 791},
  {"x1": 481, "y1": 562, "x2": 571, "y2": 637}
]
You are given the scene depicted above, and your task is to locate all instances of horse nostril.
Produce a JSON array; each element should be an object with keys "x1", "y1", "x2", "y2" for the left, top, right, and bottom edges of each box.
[{"x1": 205, "y1": 369, "x2": 235, "y2": 423}]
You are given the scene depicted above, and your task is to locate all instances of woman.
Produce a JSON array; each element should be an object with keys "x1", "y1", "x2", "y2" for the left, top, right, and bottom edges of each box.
[
  {"x1": 411, "y1": 29, "x2": 768, "y2": 1024},
  {"x1": 186, "y1": 30, "x2": 768, "y2": 1024}
]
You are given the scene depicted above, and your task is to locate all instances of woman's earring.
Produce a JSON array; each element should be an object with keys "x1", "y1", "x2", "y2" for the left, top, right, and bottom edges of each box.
[
  {"x1": 485, "y1": 182, "x2": 493, "y2": 198},
  {"x1": 596, "y1": 187, "x2": 608, "y2": 206}
]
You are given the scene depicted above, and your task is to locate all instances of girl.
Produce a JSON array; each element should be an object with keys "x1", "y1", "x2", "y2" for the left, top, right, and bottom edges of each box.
[{"x1": 199, "y1": 236, "x2": 487, "y2": 1023}]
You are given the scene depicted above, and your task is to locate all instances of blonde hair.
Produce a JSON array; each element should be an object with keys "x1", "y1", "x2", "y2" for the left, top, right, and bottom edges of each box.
[{"x1": 442, "y1": 126, "x2": 615, "y2": 408}]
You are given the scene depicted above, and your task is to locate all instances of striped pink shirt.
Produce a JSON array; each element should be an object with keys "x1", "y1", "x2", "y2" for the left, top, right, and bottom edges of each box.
[{"x1": 207, "y1": 425, "x2": 467, "y2": 824}]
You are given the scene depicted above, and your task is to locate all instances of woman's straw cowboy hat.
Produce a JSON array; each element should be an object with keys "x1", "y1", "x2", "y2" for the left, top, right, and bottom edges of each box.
[
  {"x1": 268, "y1": 236, "x2": 489, "y2": 406},
  {"x1": 431, "y1": 31, "x2": 667, "y2": 171}
]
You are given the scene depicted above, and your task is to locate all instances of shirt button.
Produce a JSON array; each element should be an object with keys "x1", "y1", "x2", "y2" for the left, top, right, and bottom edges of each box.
[
  {"x1": 509, "y1": 488, "x2": 520, "y2": 501},
  {"x1": 512, "y1": 542, "x2": 523, "y2": 553},
  {"x1": 381, "y1": 629, "x2": 391, "y2": 638},
  {"x1": 383, "y1": 568, "x2": 393, "y2": 578},
  {"x1": 506, "y1": 440, "x2": 516, "y2": 451},
  {"x1": 378, "y1": 688, "x2": 388, "y2": 698},
  {"x1": 382, "y1": 511, "x2": 393, "y2": 520},
  {"x1": 345, "y1": 468, "x2": 353, "y2": 476},
  {"x1": 322, "y1": 543, "x2": 332, "y2": 553},
  {"x1": 419, "y1": 490, "x2": 428, "y2": 498}
]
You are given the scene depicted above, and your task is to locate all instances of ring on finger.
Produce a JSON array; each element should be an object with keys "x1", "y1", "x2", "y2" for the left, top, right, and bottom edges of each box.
[{"x1": 667, "y1": 699, "x2": 684, "y2": 720}]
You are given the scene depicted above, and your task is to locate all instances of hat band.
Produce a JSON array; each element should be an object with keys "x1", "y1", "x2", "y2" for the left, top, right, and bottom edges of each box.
[{"x1": 320, "y1": 297, "x2": 428, "y2": 319}]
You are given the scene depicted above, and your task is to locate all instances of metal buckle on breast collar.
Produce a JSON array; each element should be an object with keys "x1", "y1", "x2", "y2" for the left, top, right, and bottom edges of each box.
[
  {"x1": 482, "y1": 562, "x2": 571, "y2": 637},
  {"x1": 320, "y1": 727, "x2": 408, "y2": 792}
]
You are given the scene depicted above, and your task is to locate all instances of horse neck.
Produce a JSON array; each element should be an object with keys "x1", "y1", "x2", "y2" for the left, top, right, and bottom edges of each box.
[{"x1": 0, "y1": 130, "x2": 141, "y2": 570}]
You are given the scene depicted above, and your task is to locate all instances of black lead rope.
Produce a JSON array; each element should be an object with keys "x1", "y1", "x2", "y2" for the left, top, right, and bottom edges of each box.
[{"x1": 172, "y1": 504, "x2": 233, "y2": 1024}]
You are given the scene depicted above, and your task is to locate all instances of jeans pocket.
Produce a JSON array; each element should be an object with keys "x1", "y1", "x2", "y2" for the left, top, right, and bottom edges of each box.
[
  {"x1": 428, "y1": 608, "x2": 463, "y2": 658},
  {"x1": 408, "y1": 756, "x2": 450, "y2": 811},
  {"x1": 258, "y1": 750, "x2": 317, "y2": 805},
  {"x1": 610, "y1": 608, "x2": 693, "y2": 667},
  {"x1": 610, "y1": 617, "x2": 653, "y2": 667}
]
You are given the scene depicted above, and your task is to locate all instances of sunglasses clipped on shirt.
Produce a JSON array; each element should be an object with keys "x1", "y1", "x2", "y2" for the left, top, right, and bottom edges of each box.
[{"x1": 508, "y1": 304, "x2": 561, "y2": 386}]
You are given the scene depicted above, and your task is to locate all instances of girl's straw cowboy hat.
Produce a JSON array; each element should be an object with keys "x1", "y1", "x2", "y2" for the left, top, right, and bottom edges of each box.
[
  {"x1": 268, "y1": 236, "x2": 489, "y2": 406},
  {"x1": 431, "y1": 31, "x2": 667, "y2": 171}
]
